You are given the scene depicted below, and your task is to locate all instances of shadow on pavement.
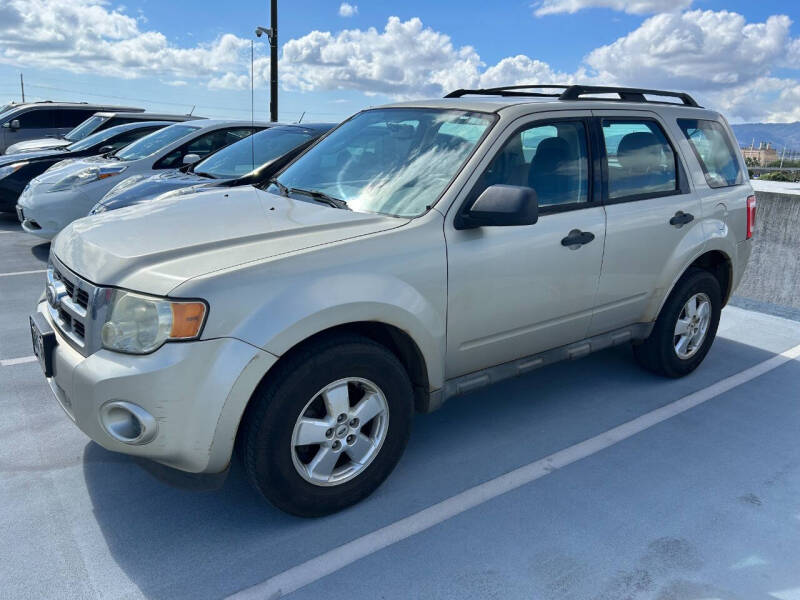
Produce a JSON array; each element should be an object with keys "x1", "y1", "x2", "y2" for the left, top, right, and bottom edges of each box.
[{"x1": 81, "y1": 336, "x2": 778, "y2": 599}]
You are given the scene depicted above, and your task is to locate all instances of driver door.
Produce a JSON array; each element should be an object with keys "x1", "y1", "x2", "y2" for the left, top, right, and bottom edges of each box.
[{"x1": 444, "y1": 112, "x2": 606, "y2": 378}]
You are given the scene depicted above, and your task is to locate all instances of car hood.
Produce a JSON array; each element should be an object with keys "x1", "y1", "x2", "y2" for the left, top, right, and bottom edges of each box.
[
  {"x1": 53, "y1": 186, "x2": 407, "y2": 296},
  {"x1": 5, "y1": 138, "x2": 70, "y2": 154},
  {"x1": 99, "y1": 170, "x2": 224, "y2": 209}
]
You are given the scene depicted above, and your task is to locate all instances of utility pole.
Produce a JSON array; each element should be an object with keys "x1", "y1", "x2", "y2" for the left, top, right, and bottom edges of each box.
[
  {"x1": 255, "y1": 1, "x2": 278, "y2": 122},
  {"x1": 20, "y1": 73, "x2": 25, "y2": 103}
]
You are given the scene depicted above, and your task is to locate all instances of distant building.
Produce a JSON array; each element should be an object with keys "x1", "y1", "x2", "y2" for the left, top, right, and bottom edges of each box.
[{"x1": 741, "y1": 142, "x2": 779, "y2": 166}]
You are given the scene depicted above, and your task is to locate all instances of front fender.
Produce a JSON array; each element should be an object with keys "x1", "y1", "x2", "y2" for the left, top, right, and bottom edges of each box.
[{"x1": 236, "y1": 272, "x2": 446, "y2": 390}]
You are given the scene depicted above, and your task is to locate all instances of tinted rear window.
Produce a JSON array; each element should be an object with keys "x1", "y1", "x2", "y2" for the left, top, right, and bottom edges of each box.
[{"x1": 677, "y1": 119, "x2": 743, "y2": 188}]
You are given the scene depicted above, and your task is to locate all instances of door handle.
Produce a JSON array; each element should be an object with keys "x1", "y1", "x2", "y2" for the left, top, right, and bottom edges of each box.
[
  {"x1": 669, "y1": 211, "x2": 694, "y2": 227},
  {"x1": 561, "y1": 229, "x2": 595, "y2": 249}
]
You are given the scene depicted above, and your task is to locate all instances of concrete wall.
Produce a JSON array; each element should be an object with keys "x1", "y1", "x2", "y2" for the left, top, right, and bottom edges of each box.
[{"x1": 734, "y1": 187, "x2": 800, "y2": 311}]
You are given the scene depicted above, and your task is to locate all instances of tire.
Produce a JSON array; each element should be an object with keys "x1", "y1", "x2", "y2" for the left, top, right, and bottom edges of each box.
[
  {"x1": 239, "y1": 333, "x2": 413, "y2": 517},
  {"x1": 633, "y1": 268, "x2": 722, "y2": 378}
]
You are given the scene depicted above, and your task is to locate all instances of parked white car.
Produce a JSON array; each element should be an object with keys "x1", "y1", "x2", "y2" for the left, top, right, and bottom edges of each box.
[
  {"x1": 31, "y1": 85, "x2": 755, "y2": 517},
  {"x1": 17, "y1": 120, "x2": 266, "y2": 239}
]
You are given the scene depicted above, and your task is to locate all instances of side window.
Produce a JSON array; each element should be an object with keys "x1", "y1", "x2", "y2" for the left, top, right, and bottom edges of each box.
[
  {"x1": 55, "y1": 109, "x2": 95, "y2": 128},
  {"x1": 677, "y1": 119, "x2": 743, "y2": 188},
  {"x1": 106, "y1": 127, "x2": 160, "y2": 151},
  {"x1": 601, "y1": 120, "x2": 677, "y2": 200},
  {"x1": 17, "y1": 109, "x2": 56, "y2": 129},
  {"x1": 472, "y1": 120, "x2": 590, "y2": 210},
  {"x1": 156, "y1": 128, "x2": 256, "y2": 169}
]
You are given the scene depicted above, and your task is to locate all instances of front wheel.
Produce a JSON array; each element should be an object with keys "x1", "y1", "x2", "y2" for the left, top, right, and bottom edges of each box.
[
  {"x1": 633, "y1": 268, "x2": 722, "y2": 378},
  {"x1": 239, "y1": 334, "x2": 413, "y2": 517}
]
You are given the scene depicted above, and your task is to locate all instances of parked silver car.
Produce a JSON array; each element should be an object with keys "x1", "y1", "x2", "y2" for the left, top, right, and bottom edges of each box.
[
  {"x1": 18, "y1": 119, "x2": 267, "y2": 239},
  {"x1": 31, "y1": 85, "x2": 755, "y2": 516}
]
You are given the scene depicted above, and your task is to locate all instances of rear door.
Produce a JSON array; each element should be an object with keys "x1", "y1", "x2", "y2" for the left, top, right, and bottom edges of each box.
[
  {"x1": 445, "y1": 111, "x2": 607, "y2": 378},
  {"x1": 588, "y1": 110, "x2": 702, "y2": 335}
]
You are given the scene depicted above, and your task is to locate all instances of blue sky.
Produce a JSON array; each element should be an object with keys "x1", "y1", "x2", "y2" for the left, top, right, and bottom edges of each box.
[{"x1": 1, "y1": 0, "x2": 799, "y2": 123}]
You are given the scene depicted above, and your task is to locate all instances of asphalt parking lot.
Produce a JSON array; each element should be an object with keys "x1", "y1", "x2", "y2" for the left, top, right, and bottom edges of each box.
[{"x1": 2, "y1": 211, "x2": 800, "y2": 600}]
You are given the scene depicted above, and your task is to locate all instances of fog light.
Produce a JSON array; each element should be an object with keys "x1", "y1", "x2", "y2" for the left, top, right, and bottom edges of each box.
[{"x1": 100, "y1": 401, "x2": 157, "y2": 445}]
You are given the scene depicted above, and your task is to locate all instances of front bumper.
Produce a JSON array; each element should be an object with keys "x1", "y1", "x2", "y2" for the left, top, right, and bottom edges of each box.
[{"x1": 36, "y1": 301, "x2": 277, "y2": 473}]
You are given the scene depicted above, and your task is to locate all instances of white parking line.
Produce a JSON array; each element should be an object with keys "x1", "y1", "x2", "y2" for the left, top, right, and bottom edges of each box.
[
  {"x1": 0, "y1": 269, "x2": 46, "y2": 277},
  {"x1": 0, "y1": 355, "x2": 37, "y2": 366},
  {"x1": 228, "y1": 341, "x2": 800, "y2": 600}
]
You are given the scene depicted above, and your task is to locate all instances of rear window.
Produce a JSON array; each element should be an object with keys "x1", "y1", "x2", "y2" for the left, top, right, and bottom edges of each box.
[{"x1": 677, "y1": 119, "x2": 743, "y2": 188}]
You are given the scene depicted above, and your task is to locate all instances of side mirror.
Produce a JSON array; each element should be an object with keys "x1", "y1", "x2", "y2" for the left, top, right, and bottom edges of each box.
[
  {"x1": 98, "y1": 145, "x2": 114, "y2": 154},
  {"x1": 182, "y1": 153, "x2": 201, "y2": 165},
  {"x1": 5, "y1": 119, "x2": 20, "y2": 131},
  {"x1": 456, "y1": 184, "x2": 539, "y2": 229}
]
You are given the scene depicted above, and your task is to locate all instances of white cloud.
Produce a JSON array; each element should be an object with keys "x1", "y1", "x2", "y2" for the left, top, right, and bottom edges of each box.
[
  {"x1": 0, "y1": 0, "x2": 251, "y2": 82},
  {"x1": 276, "y1": 17, "x2": 484, "y2": 99},
  {"x1": 533, "y1": 0, "x2": 692, "y2": 16},
  {"x1": 584, "y1": 10, "x2": 800, "y2": 121},
  {"x1": 338, "y1": 2, "x2": 358, "y2": 17}
]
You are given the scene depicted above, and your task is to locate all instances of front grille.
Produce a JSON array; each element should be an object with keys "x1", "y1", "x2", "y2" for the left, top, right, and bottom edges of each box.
[{"x1": 47, "y1": 256, "x2": 102, "y2": 356}]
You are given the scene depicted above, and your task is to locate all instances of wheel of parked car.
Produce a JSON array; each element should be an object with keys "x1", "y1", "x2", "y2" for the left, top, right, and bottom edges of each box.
[
  {"x1": 633, "y1": 268, "x2": 722, "y2": 378},
  {"x1": 239, "y1": 333, "x2": 414, "y2": 517}
]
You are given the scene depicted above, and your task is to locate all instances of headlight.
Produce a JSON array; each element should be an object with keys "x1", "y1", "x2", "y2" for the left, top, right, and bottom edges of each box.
[
  {"x1": 100, "y1": 290, "x2": 207, "y2": 354},
  {"x1": 50, "y1": 166, "x2": 127, "y2": 192},
  {"x1": 0, "y1": 161, "x2": 28, "y2": 180}
]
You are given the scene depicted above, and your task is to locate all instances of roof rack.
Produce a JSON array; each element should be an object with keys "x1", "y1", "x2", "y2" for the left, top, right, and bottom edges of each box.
[
  {"x1": 558, "y1": 85, "x2": 700, "y2": 107},
  {"x1": 444, "y1": 84, "x2": 701, "y2": 107},
  {"x1": 445, "y1": 85, "x2": 569, "y2": 98}
]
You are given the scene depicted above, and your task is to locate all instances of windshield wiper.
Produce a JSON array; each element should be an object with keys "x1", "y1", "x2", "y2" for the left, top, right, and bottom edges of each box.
[
  {"x1": 288, "y1": 187, "x2": 349, "y2": 210},
  {"x1": 268, "y1": 178, "x2": 289, "y2": 196},
  {"x1": 194, "y1": 171, "x2": 216, "y2": 179}
]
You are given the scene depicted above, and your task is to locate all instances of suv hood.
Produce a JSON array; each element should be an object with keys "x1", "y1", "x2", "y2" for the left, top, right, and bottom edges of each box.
[
  {"x1": 53, "y1": 186, "x2": 407, "y2": 295},
  {"x1": 6, "y1": 138, "x2": 70, "y2": 154}
]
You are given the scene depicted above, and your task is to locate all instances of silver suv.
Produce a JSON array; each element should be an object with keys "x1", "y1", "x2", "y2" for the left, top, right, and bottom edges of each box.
[{"x1": 30, "y1": 85, "x2": 755, "y2": 516}]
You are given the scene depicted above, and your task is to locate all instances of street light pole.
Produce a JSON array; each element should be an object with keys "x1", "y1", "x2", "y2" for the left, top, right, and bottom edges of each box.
[
  {"x1": 270, "y1": 0, "x2": 278, "y2": 122},
  {"x1": 255, "y1": 1, "x2": 278, "y2": 122}
]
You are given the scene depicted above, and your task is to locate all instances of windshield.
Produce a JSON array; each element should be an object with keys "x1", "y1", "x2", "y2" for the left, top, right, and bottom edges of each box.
[
  {"x1": 115, "y1": 124, "x2": 197, "y2": 161},
  {"x1": 274, "y1": 108, "x2": 493, "y2": 217},
  {"x1": 0, "y1": 104, "x2": 15, "y2": 117},
  {"x1": 194, "y1": 127, "x2": 315, "y2": 179},
  {"x1": 65, "y1": 116, "x2": 105, "y2": 142},
  {"x1": 66, "y1": 124, "x2": 130, "y2": 152}
]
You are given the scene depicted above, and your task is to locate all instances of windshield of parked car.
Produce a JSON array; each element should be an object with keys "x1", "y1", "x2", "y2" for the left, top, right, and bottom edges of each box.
[
  {"x1": 272, "y1": 108, "x2": 494, "y2": 217},
  {"x1": 64, "y1": 116, "x2": 105, "y2": 142},
  {"x1": 65, "y1": 124, "x2": 130, "y2": 152},
  {"x1": 194, "y1": 127, "x2": 317, "y2": 179},
  {"x1": 115, "y1": 124, "x2": 198, "y2": 161}
]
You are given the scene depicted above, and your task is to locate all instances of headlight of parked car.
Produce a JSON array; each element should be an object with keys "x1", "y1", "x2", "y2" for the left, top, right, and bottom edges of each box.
[
  {"x1": 0, "y1": 161, "x2": 28, "y2": 180},
  {"x1": 49, "y1": 166, "x2": 127, "y2": 192},
  {"x1": 100, "y1": 290, "x2": 207, "y2": 354}
]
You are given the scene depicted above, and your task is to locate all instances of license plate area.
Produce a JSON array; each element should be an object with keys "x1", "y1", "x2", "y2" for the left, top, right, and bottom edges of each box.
[{"x1": 30, "y1": 312, "x2": 57, "y2": 377}]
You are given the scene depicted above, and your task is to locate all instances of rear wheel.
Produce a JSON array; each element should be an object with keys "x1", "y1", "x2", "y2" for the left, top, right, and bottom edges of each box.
[
  {"x1": 239, "y1": 334, "x2": 413, "y2": 517},
  {"x1": 633, "y1": 268, "x2": 721, "y2": 378}
]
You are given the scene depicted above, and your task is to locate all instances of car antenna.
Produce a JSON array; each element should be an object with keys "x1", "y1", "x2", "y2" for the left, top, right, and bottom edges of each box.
[
  {"x1": 297, "y1": 111, "x2": 305, "y2": 124},
  {"x1": 187, "y1": 105, "x2": 196, "y2": 116}
]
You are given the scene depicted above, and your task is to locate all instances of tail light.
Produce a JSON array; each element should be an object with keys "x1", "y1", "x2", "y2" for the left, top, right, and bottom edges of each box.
[{"x1": 746, "y1": 195, "x2": 756, "y2": 239}]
